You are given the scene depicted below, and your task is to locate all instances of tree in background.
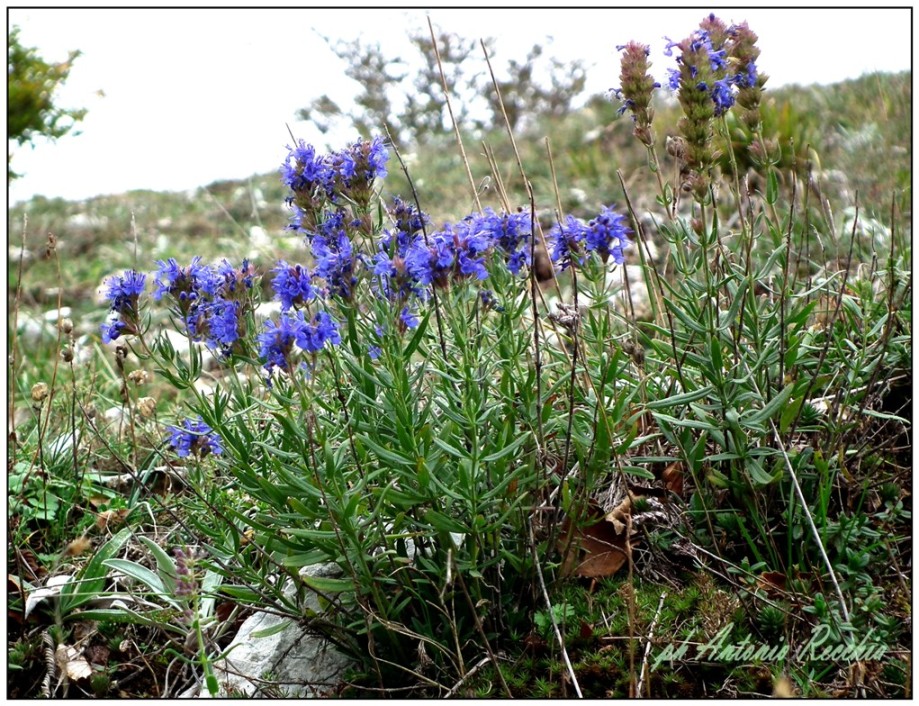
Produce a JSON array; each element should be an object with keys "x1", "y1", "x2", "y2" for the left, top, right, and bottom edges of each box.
[
  {"x1": 8, "y1": 26, "x2": 87, "y2": 180},
  {"x1": 297, "y1": 29, "x2": 587, "y2": 148}
]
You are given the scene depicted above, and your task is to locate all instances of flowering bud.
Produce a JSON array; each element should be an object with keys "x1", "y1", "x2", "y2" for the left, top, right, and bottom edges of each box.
[
  {"x1": 59, "y1": 318, "x2": 74, "y2": 335},
  {"x1": 61, "y1": 347, "x2": 74, "y2": 363},
  {"x1": 613, "y1": 41, "x2": 660, "y2": 147},
  {"x1": 31, "y1": 382, "x2": 49, "y2": 403}
]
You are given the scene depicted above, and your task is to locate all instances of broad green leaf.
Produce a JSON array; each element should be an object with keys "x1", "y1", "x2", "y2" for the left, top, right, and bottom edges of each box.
[
  {"x1": 138, "y1": 536, "x2": 178, "y2": 594},
  {"x1": 747, "y1": 457, "x2": 778, "y2": 486},
  {"x1": 199, "y1": 570, "x2": 223, "y2": 619},
  {"x1": 779, "y1": 395, "x2": 807, "y2": 433},
  {"x1": 103, "y1": 558, "x2": 177, "y2": 608},
  {"x1": 60, "y1": 527, "x2": 132, "y2": 614}
]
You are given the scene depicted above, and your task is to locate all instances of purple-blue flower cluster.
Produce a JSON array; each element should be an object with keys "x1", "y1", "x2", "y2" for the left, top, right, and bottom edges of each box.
[
  {"x1": 282, "y1": 136, "x2": 390, "y2": 232},
  {"x1": 327, "y1": 136, "x2": 389, "y2": 206},
  {"x1": 470, "y1": 208, "x2": 533, "y2": 275},
  {"x1": 309, "y1": 210, "x2": 359, "y2": 300},
  {"x1": 281, "y1": 140, "x2": 332, "y2": 196},
  {"x1": 154, "y1": 257, "x2": 220, "y2": 310},
  {"x1": 257, "y1": 310, "x2": 341, "y2": 375},
  {"x1": 153, "y1": 257, "x2": 254, "y2": 358},
  {"x1": 585, "y1": 207, "x2": 631, "y2": 264},
  {"x1": 548, "y1": 215, "x2": 589, "y2": 271},
  {"x1": 663, "y1": 14, "x2": 762, "y2": 118},
  {"x1": 100, "y1": 269, "x2": 146, "y2": 343},
  {"x1": 272, "y1": 261, "x2": 316, "y2": 311},
  {"x1": 548, "y1": 207, "x2": 631, "y2": 270},
  {"x1": 167, "y1": 417, "x2": 223, "y2": 458}
]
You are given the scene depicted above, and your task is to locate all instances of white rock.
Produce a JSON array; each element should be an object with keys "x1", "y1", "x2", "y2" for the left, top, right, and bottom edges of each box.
[
  {"x1": 569, "y1": 187, "x2": 588, "y2": 205},
  {"x1": 44, "y1": 306, "x2": 72, "y2": 323},
  {"x1": 15, "y1": 314, "x2": 54, "y2": 345},
  {"x1": 188, "y1": 563, "x2": 353, "y2": 698},
  {"x1": 9, "y1": 246, "x2": 33, "y2": 264},
  {"x1": 67, "y1": 213, "x2": 107, "y2": 229},
  {"x1": 610, "y1": 264, "x2": 653, "y2": 322},
  {"x1": 249, "y1": 225, "x2": 270, "y2": 249},
  {"x1": 254, "y1": 301, "x2": 282, "y2": 320},
  {"x1": 71, "y1": 335, "x2": 95, "y2": 366},
  {"x1": 47, "y1": 430, "x2": 80, "y2": 457}
]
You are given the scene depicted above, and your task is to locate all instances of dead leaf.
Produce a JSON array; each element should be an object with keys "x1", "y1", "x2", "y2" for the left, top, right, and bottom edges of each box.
[
  {"x1": 95, "y1": 508, "x2": 129, "y2": 531},
  {"x1": 85, "y1": 644, "x2": 110, "y2": 666},
  {"x1": 559, "y1": 502, "x2": 632, "y2": 579},
  {"x1": 661, "y1": 462, "x2": 684, "y2": 495},
  {"x1": 757, "y1": 571, "x2": 788, "y2": 597},
  {"x1": 604, "y1": 496, "x2": 632, "y2": 535},
  {"x1": 215, "y1": 601, "x2": 235, "y2": 624},
  {"x1": 16, "y1": 548, "x2": 47, "y2": 581},
  {"x1": 87, "y1": 495, "x2": 110, "y2": 509},
  {"x1": 772, "y1": 675, "x2": 797, "y2": 698},
  {"x1": 63, "y1": 537, "x2": 93, "y2": 557},
  {"x1": 55, "y1": 644, "x2": 93, "y2": 681},
  {"x1": 24, "y1": 574, "x2": 73, "y2": 618}
]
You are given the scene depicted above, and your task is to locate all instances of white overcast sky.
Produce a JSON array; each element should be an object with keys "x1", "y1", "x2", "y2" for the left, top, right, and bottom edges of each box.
[{"x1": 7, "y1": 5, "x2": 913, "y2": 205}]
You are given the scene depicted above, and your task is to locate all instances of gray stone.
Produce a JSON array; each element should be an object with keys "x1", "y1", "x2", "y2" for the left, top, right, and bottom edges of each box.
[{"x1": 186, "y1": 563, "x2": 354, "y2": 698}]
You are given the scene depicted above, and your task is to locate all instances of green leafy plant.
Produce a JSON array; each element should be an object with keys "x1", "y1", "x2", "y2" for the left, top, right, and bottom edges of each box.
[{"x1": 8, "y1": 25, "x2": 87, "y2": 180}]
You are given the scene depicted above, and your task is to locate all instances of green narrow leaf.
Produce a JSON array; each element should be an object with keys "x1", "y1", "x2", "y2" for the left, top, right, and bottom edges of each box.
[
  {"x1": 301, "y1": 575, "x2": 355, "y2": 594},
  {"x1": 664, "y1": 299, "x2": 707, "y2": 335},
  {"x1": 361, "y1": 435, "x2": 415, "y2": 467},
  {"x1": 220, "y1": 586, "x2": 265, "y2": 603},
  {"x1": 481, "y1": 431, "x2": 531, "y2": 463},
  {"x1": 424, "y1": 509, "x2": 468, "y2": 535},
  {"x1": 280, "y1": 550, "x2": 331, "y2": 568},
  {"x1": 66, "y1": 608, "x2": 185, "y2": 634},
  {"x1": 718, "y1": 279, "x2": 749, "y2": 331},
  {"x1": 766, "y1": 169, "x2": 779, "y2": 204},
  {"x1": 743, "y1": 384, "x2": 794, "y2": 426},
  {"x1": 402, "y1": 310, "x2": 431, "y2": 359},
  {"x1": 653, "y1": 411, "x2": 719, "y2": 432},
  {"x1": 645, "y1": 385, "x2": 714, "y2": 410},
  {"x1": 251, "y1": 619, "x2": 294, "y2": 639},
  {"x1": 432, "y1": 436, "x2": 468, "y2": 460},
  {"x1": 779, "y1": 395, "x2": 807, "y2": 433}
]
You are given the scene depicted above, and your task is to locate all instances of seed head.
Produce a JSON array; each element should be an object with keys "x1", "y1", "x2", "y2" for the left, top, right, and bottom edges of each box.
[
  {"x1": 137, "y1": 397, "x2": 157, "y2": 419},
  {"x1": 128, "y1": 369, "x2": 151, "y2": 386},
  {"x1": 31, "y1": 382, "x2": 49, "y2": 403}
]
